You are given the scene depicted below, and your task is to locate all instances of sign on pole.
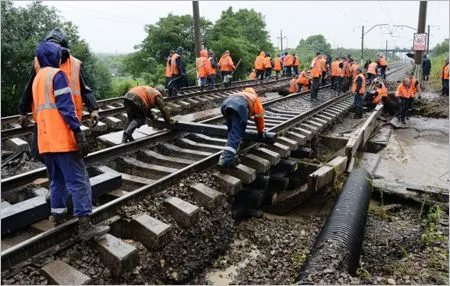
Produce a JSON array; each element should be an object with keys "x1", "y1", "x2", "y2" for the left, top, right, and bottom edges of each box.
[{"x1": 413, "y1": 33, "x2": 427, "y2": 51}]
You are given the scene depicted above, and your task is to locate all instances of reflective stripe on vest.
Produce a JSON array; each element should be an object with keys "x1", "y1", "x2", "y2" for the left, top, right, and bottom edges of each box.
[
  {"x1": 37, "y1": 68, "x2": 58, "y2": 113},
  {"x1": 352, "y1": 74, "x2": 366, "y2": 94},
  {"x1": 239, "y1": 91, "x2": 258, "y2": 118}
]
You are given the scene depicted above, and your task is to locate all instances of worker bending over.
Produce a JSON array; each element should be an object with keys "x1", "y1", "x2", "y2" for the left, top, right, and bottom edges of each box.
[
  {"x1": 218, "y1": 88, "x2": 265, "y2": 168},
  {"x1": 122, "y1": 85, "x2": 173, "y2": 143},
  {"x1": 33, "y1": 41, "x2": 109, "y2": 240}
]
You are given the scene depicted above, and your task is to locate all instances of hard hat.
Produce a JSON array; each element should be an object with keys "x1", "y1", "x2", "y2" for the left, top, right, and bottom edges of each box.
[
  {"x1": 155, "y1": 85, "x2": 167, "y2": 97},
  {"x1": 244, "y1": 87, "x2": 257, "y2": 95}
]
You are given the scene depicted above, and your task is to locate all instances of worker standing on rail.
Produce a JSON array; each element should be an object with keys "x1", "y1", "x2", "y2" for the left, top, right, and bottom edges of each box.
[
  {"x1": 352, "y1": 67, "x2": 366, "y2": 119},
  {"x1": 196, "y1": 49, "x2": 208, "y2": 91},
  {"x1": 293, "y1": 54, "x2": 300, "y2": 76},
  {"x1": 218, "y1": 50, "x2": 236, "y2": 83},
  {"x1": 264, "y1": 52, "x2": 273, "y2": 79},
  {"x1": 18, "y1": 28, "x2": 100, "y2": 161},
  {"x1": 254, "y1": 51, "x2": 266, "y2": 81},
  {"x1": 377, "y1": 55, "x2": 388, "y2": 79},
  {"x1": 366, "y1": 60, "x2": 378, "y2": 85},
  {"x1": 273, "y1": 54, "x2": 282, "y2": 80},
  {"x1": 218, "y1": 88, "x2": 265, "y2": 169},
  {"x1": 441, "y1": 58, "x2": 449, "y2": 96},
  {"x1": 32, "y1": 41, "x2": 109, "y2": 239},
  {"x1": 310, "y1": 53, "x2": 322, "y2": 100},
  {"x1": 284, "y1": 52, "x2": 294, "y2": 77},
  {"x1": 422, "y1": 55, "x2": 431, "y2": 81},
  {"x1": 122, "y1": 85, "x2": 173, "y2": 143},
  {"x1": 330, "y1": 57, "x2": 340, "y2": 91},
  {"x1": 297, "y1": 69, "x2": 310, "y2": 92},
  {"x1": 169, "y1": 46, "x2": 187, "y2": 97},
  {"x1": 165, "y1": 50, "x2": 174, "y2": 87},
  {"x1": 395, "y1": 78, "x2": 413, "y2": 124}
]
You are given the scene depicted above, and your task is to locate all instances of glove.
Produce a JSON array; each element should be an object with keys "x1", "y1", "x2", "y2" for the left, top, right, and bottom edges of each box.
[
  {"x1": 89, "y1": 110, "x2": 99, "y2": 128},
  {"x1": 18, "y1": 115, "x2": 29, "y2": 127},
  {"x1": 74, "y1": 132, "x2": 89, "y2": 157}
]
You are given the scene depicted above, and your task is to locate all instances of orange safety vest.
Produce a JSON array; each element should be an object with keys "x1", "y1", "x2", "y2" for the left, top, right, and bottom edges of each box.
[
  {"x1": 165, "y1": 56, "x2": 172, "y2": 77},
  {"x1": 239, "y1": 91, "x2": 265, "y2": 132},
  {"x1": 378, "y1": 57, "x2": 387, "y2": 67},
  {"x1": 297, "y1": 71, "x2": 309, "y2": 85},
  {"x1": 441, "y1": 64, "x2": 449, "y2": 79},
  {"x1": 273, "y1": 57, "x2": 282, "y2": 71},
  {"x1": 170, "y1": 53, "x2": 181, "y2": 75},
  {"x1": 395, "y1": 83, "x2": 413, "y2": 98},
  {"x1": 284, "y1": 54, "x2": 293, "y2": 66},
  {"x1": 127, "y1": 86, "x2": 158, "y2": 110},
  {"x1": 311, "y1": 56, "x2": 322, "y2": 78},
  {"x1": 331, "y1": 60, "x2": 340, "y2": 76},
  {"x1": 218, "y1": 54, "x2": 234, "y2": 72},
  {"x1": 34, "y1": 55, "x2": 82, "y2": 120},
  {"x1": 410, "y1": 77, "x2": 418, "y2": 97},
  {"x1": 345, "y1": 62, "x2": 352, "y2": 77},
  {"x1": 289, "y1": 78, "x2": 298, "y2": 93},
  {"x1": 254, "y1": 52, "x2": 265, "y2": 70},
  {"x1": 367, "y1": 62, "x2": 377, "y2": 75},
  {"x1": 377, "y1": 82, "x2": 388, "y2": 97},
  {"x1": 250, "y1": 70, "x2": 256, "y2": 80},
  {"x1": 352, "y1": 74, "x2": 366, "y2": 94},
  {"x1": 263, "y1": 57, "x2": 272, "y2": 69},
  {"x1": 319, "y1": 58, "x2": 327, "y2": 72},
  {"x1": 32, "y1": 67, "x2": 78, "y2": 154},
  {"x1": 352, "y1": 64, "x2": 360, "y2": 76},
  {"x1": 293, "y1": 56, "x2": 300, "y2": 67},
  {"x1": 204, "y1": 57, "x2": 216, "y2": 76},
  {"x1": 197, "y1": 50, "x2": 208, "y2": 78}
]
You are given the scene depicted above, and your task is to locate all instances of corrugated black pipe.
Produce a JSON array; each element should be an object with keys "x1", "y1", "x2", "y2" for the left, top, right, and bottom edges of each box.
[{"x1": 298, "y1": 168, "x2": 372, "y2": 282}]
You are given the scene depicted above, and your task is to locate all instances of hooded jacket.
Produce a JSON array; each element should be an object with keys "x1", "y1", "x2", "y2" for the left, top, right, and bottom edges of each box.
[
  {"x1": 254, "y1": 51, "x2": 266, "y2": 70},
  {"x1": 19, "y1": 28, "x2": 98, "y2": 115},
  {"x1": 34, "y1": 41, "x2": 81, "y2": 134}
]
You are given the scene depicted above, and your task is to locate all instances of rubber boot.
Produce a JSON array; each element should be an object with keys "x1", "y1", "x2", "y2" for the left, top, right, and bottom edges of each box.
[
  {"x1": 78, "y1": 216, "x2": 110, "y2": 241},
  {"x1": 50, "y1": 215, "x2": 65, "y2": 227}
]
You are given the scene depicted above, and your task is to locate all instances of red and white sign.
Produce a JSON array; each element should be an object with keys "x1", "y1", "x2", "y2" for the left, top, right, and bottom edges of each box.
[{"x1": 413, "y1": 33, "x2": 427, "y2": 51}]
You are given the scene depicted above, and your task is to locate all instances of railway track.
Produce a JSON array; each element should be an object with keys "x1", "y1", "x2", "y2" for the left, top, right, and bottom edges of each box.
[
  {"x1": 1, "y1": 65, "x2": 408, "y2": 283},
  {"x1": 1, "y1": 78, "x2": 289, "y2": 140}
]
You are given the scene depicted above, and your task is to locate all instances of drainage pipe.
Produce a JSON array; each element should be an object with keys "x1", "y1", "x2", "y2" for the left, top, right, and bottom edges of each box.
[{"x1": 298, "y1": 168, "x2": 372, "y2": 281}]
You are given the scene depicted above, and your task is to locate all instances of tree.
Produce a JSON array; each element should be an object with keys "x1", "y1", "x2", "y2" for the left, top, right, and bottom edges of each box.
[
  {"x1": 1, "y1": 1, "x2": 112, "y2": 116},
  {"x1": 431, "y1": 38, "x2": 449, "y2": 56},
  {"x1": 294, "y1": 34, "x2": 332, "y2": 69}
]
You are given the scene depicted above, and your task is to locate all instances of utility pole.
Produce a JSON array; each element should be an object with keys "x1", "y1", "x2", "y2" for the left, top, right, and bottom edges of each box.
[
  {"x1": 414, "y1": 1, "x2": 427, "y2": 85},
  {"x1": 192, "y1": 1, "x2": 201, "y2": 58},
  {"x1": 385, "y1": 40, "x2": 388, "y2": 61},
  {"x1": 361, "y1": 26, "x2": 364, "y2": 62},
  {"x1": 280, "y1": 30, "x2": 283, "y2": 51},
  {"x1": 427, "y1": 25, "x2": 430, "y2": 55}
]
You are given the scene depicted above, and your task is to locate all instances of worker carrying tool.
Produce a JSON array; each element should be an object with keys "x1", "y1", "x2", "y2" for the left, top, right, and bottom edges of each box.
[
  {"x1": 218, "y1": 88, "x2": 265, "y2": 169},
  {"x1": 121, "y1": 85, "x2": 173, "y2": 143},
  {"x1": 19, "y1": 28, "x2": 100, "y2": 160},
  {"x1": 32, "y1": 41, "x2": 109, "y2": 240},
  {"x1": 218, "y1": 50, "x2": 236, "y2": 82}
]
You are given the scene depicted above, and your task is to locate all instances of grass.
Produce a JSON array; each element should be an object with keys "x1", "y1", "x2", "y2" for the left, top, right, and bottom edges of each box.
[
  {"x1": 110, "y1": 77, "x2": 146, "y2": 97},
  {"x1": 428, "y1": 53, "x2": 448, "y2": 90}
]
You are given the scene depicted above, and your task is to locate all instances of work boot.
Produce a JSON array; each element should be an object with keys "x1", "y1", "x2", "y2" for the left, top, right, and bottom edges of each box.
[
  {"x1": 121, "y1": 132, "x2": 134, "y2": 143},
  {"x1": 78, "y1": 216, "x2": 110, "y2": 241},
  {"x1": 50, "y1": 215, "x2": 65, "y2": 227}
]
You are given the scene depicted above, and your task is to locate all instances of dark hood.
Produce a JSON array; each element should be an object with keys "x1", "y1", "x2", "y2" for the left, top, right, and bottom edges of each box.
[
  {"x1": 36, "y1": 41, "x2": 61, "y2": 68},
  {"x1": 43, "y1": 28, "x2": 69, "y2": 49}
]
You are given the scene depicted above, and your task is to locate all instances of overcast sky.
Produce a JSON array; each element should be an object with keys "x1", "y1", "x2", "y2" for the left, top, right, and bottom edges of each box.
[{"x1": 13, "y1": 1, "x2": 449, "y2": 54}]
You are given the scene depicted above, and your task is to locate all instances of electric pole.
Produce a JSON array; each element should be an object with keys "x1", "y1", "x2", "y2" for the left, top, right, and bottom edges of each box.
[
  {"x1": 361, "y1": 26, "x2": 364, "y2": 61},
  {"x1": 192, "y1": 1, "x2": 201, "y2": 58},
  {"x1": 414, "y1": 1, "x2": 427, "y2": 85},
  {"x1": 385, "y1": 40, "x2": 388, "y2": 61}
]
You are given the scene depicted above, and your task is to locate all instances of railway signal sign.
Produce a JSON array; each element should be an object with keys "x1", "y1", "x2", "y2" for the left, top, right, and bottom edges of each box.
[{"x1": 413, "y1": 33, "x2": 427, "y2": 51}]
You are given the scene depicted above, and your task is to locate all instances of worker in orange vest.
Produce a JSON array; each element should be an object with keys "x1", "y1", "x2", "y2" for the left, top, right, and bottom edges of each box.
[
  {"x1": 319, "y1": 55, "x2": 328, "y2": 86},
  {"x1": 441, "y1": 58, "x2": 449, "y2": 96},
  {"x1": 218, "y1": 50, "x2": 236, "y2": 82},
  {"x1": 122, "y1": 85, "x2": 173, "y2": 143},
  {"x1": 196, "y1": 49, "x2": 208, "y2": 91},
  {"x1": 250, "y1": 69, "x2": 256, "y2": 80},
  {"x1": 366, "y1": 79, "x2": 388, "y2": 111},
  {"x1": 395, "y1": 78, "x2": 413, "y2": 123},
  {"x1": 32, "y1": 41, "x2": 110, "y2": 239},
  {"x1": 310, "y1": 52, "x2": 322, "y2": 100},
  {"x1": 165, "y1": 50, "x2": 174, "y2": 87},
  {"x1": 273, "y1": 54, "x2": 282, "y2": 80},
  {"x1": 205, "y1": 51, "x2": 219, "y2": 90},
  {"x1": 218, "y1": 88, "x2": 265, "y2": 168},
  {"x1": 297, "y1": 69, "x2": 310, "y2": 92},
  {"x1": 293, "y1": 54, "x2": 300, "y2": 76},
  {"x1": 366, "y1": 60, "x2": 378, "y2": 85},
  {"x1": 330, "y1": 57, "x2": 340, "y2": 91},
  {"x1": 284, "y1": 52, "x2": 294, "y2": 77},
  {"x1": 19, "y1": 28, "x2": 100, "y2": 161},
  {"x1": 352, "y1": 67, "x2": 366, "y2": 118},
  {"x1": 289, "y1": 76, "x2": 299, "y2": 93},
  {"x1": 254, "y1": 51, "x2": 266, "y2": 81},
  {"x1": 264, "y1": 52, "x2": 273, "y2": 79},
  {"x1": 169, "y1": 46, "x2": 187, "y2": 97},
  {"x1": 377, "y1": 55, "x2": 388, "y2": 79}
]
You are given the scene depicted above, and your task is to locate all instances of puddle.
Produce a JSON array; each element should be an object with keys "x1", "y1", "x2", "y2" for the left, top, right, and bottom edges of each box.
[{"x1": 205, "y1": 241, "x2": 260, "y2": 285}]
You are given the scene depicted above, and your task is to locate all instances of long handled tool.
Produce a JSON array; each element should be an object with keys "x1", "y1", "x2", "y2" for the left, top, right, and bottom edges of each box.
[{"x1": 167, "y1": 62, "x2": 207, "y2": 87}]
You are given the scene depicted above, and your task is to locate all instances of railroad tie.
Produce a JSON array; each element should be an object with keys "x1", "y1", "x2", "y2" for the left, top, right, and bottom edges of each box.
[
  {"x1": 163, "y1": 197, "x2": 200, "y2": 228},
  {"x1": 190, "y1": 183, "x2": 224, "y2": 211},
  {"x1": 131, "y1": 214, "x2": 172, "y2": 250},
  {"x1": 41, "y1": 260, "x2": 91, "y2": 285}
]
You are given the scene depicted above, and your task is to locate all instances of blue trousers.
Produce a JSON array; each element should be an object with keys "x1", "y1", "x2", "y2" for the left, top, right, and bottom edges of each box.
[
  {"x1": 353, "y1": 93, "x2": 363, "y2": 118},
  {"x1": 44, "y1": 152, "x2": 92, "y2": 217},
  {"x1": 200, "y1": 77, "x2": 206, "y2": 90},
  {"x1": 218, "y1": 108, "x2": 247, "y2": 167},
  {"x1": 208, "y1": 75, "x2": 216, "y2": 90}
]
